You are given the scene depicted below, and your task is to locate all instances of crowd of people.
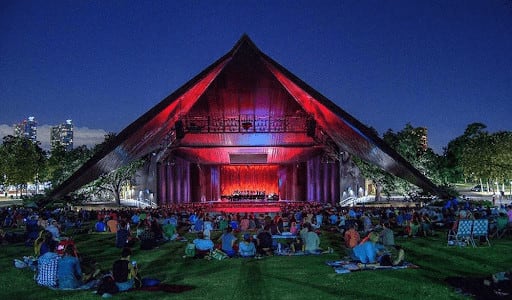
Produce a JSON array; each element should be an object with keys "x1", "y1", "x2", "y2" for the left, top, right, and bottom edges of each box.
[{"x1": 2, "y1": 199, "x2": 512, "y2": 295}]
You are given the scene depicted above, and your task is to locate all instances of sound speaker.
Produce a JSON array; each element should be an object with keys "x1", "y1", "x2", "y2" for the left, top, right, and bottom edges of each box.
[
  {"x1": 175, "y1": 120, "x2": 185, "y2": 139},
  {"x1": 306, "y1": 119, "x2": 316, "y2": 137}
]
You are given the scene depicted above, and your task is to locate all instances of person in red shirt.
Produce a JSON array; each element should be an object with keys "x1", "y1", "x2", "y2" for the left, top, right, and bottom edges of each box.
[{"x1": 344, "y1": 223, "x2": 360, "y2": 249}]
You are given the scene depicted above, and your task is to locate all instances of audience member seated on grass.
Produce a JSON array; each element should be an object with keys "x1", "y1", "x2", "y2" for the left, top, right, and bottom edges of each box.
[
  {"x1": 351, "y1": 232, "x2": 384, "y2": 264},
  {"x1": 379, "y1": 222, "x2": 395, "y2": 247},
  {"x1": 203, "y1": 217, "x2": 213, "y2": 239},
  {"x1": 162, "y1": 220, "x2": 178, "y2": 241},
  {"x1": 112, "y1": 247, "x2": 138, "y2": 292},
  {"x1": 218, "y1": 217, "x2": 228, "y2": 233},
  {"x1": 405, "y1": 218, "x2": 420, "y2": 237},
  {"x1": 36, "y1": 241, "x2": 60, "y2": 288},
  {"x1": 238, "y1": 233, "x2": 256, "y2": 257},
  {"x1": 57, "y1": 244, "x2": 83, "y2": 289},
  {"x1": 344, "y1": 223, "x2": 360, "y2": 249},
  {"x1": 193, "y1": 232, "x2": 214, "y2": 258},
  {"x1": 269, "y1": 220, "x2": 281, "y2": 235},
  {"x1": 25, "y1": 215, "x2": 40, "y2": 245},
  {"x1": 46, "y1": 219, "x2": 61, "y2": 241},
  {"x1": 150, "y1": 218, "x2": 164, "y2": 241},
  {"x1": 95, "y1": 219, "x2": 107, "y2": 232},
  {"x1": 139, "y1": 223, "x2": 157, "y2": 250},
  {"x1": 193, "y1": 216, "x2": 204, "y2": 233},
  {"x1": 221, "y1": 227, "x2": 237, "y2": 257},
  {"x1": 303, "y1": 223, "x2": 332, "y2": 255},
  {"x1": 289, "y1": 236, "x2": 304, "y2": 254},
  {"x1": 256, "y1": 225, "x2": 273, "y2": 256},
  {"x1": 106, "y1": 217, "x2": 119, "y2": 233},
  {"x1": 116, "y1": 220, "x2": 135, "y2": 248},
  {"x1": 34, "y1": 230, "x2": 57, "y2": 257},
  {"x1": 130, "y1": 212, "x2": 140, "y2": 226},
  {"x1": 419, "y1": 213, "x2": 433, "y2": 237},
  {"x1": 490, "y1": 213, "x2": 509, "y2": 237},
  {"x1": 240, "y1": 214, "x2": 250, "y2": 232}
]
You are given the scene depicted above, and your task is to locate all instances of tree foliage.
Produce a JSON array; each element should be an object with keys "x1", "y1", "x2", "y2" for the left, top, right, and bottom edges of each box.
[
  {"x1": 44, "y1": 144, "x2": 93, "y2": 188},
  {"x1": 354, "y1": 123, "x2": 444, "y2": 198},
  {"x1": 459, "y1": 125, "x2": 512, "y2": 185},
  {"x1": 0, "y1": 135, "x2": 46, "y2": 196}
]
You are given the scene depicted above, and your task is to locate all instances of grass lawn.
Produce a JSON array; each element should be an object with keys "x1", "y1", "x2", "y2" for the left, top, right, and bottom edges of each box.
[{"x1": 1, "y1": 227, "x2": 511, "y2": 300}]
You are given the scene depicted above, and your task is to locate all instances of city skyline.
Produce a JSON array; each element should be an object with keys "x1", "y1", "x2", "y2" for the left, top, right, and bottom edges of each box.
[
  {"x1": 0, "y1": 118, "x2": 106, "y2": 150},
  {"x1": 1, "y1": 1, "x2": 511, "y2": 154}
]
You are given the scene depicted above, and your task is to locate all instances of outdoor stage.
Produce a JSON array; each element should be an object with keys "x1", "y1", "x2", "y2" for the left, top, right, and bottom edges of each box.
[{"x1": 204, "y1": 200, "x2": 303, "y2": 213}]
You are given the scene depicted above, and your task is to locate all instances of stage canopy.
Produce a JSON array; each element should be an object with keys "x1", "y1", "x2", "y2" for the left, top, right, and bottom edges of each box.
[{"x1": 49, "y1": 35, "x2": 442, "y2": 202}]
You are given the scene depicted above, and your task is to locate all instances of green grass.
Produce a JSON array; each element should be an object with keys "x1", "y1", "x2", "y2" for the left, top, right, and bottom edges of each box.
[{"x1": 1, "y1": 228, "x2": 511, "y2": 300}]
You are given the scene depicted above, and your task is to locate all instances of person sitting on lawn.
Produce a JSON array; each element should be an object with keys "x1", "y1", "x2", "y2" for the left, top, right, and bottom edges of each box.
[
  {"x1": 221, "y1": 227, "x2": 237, "y2": 257},
  {"x1": 112, "y1": 247, "x2": 138, "y2": 292},
  {"x1": 162, "y1": 219, "x2": 178, "y2": 241},
  {"x1": 351, "y1": 231, "x2": 384, "y2": 264},
  {"x1": 344, "y1": 223, "x2": 360, "y2": 249},
  {"x1": 303, "y1": 222, "x2": 332, "y2": 255},
  {"x1": 95, "y1": 218, "x2": 107, "y2": 232},
  {"x1": 379, "y1": 222, "x2": 395, "y2": 247},
  {"x1": 192, "y1": 232, "x2": 214, "y2": 258},
  {"x1": 290, "y1": 236, "x2": 304, "y2": 254},
  {"x1": 34, "y1": 230, "x2": 57, "y2": 257},
  {"x1": 139, "y1": 223, "x2": 156, "y2": 250},
  {"x1": 256, "y1": 225, "x2": 273, "y2": 256},
  {"x1": 36, "y1": 240, "x2": 60, "y2": 288},
  {"x1": 57, "y1": 244, "x2": 83, "y2": 289},
  {"x1": 116, "y1": 220, "x2": 134, "y2": 248},
  {"x1": 46, "y1": 219, "x2": 61, "y2": 241},
  {"x1": 238, "y1": 233, "x2": 256, "y2": 257},
  {"x1": 106, "y1": 217, "x2": 119, "y2": 234}
]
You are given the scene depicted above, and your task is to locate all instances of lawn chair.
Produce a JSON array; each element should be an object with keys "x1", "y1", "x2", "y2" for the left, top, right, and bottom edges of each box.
[
  {"x1": 447, "y1": 220, "x2": 475, "y2": 247},
  {"x1": 471, "y1": 219, "x2": 491, "y2": 247}
]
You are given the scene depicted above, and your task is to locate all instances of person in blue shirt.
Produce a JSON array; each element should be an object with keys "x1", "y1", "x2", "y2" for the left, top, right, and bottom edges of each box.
[
  {"x1": 57, "y1": 245, "x2": 82, "y2": 289},
  {"x1": 351, "y1": 232, "x2": 384, "y2": 264},
  {"x1": 192, "y1": 232, "x2": 214, "y2": 258},
  {"x1": 238, "y1": 234, "x2": 256, "y2": 257},
  {"x1": 221, "y1": 227, "x2": 237, "y2": 257},
  {"x1": 95, "y1": 219, "x2": 106, "y2": 232}
]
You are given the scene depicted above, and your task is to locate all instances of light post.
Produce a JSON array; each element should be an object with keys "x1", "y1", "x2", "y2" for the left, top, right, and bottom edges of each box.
[{"x1": 509, "y1": 181, "x2": 512, "y2": 200}]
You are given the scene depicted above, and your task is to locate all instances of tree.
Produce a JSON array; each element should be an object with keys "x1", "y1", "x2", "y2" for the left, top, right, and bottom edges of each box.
[
  {"x1": 354, "y1": 123, "x2": 444, "y2": 199},
  {"x1": 442, "y1": 122, "x2": 487, "y2": 183},
  {"x1": 0, "y1": 135, "x2": 46, "y2": 196},
  {"x1": 460, "y1": 128, "x2": 512, "y2": 189},
  {"x1": 44, "y1": 144, "x2": 93, "y2": 188},
  {"x1": 87, "y1": 159, "x2": 146, "y2": 205}
]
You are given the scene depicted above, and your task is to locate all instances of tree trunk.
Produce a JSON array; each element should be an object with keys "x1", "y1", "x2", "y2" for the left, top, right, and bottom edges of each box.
[
  {"x1": 375, "y1": 183, "x2": 382, "y2": 201},
  {"x1": 114, "y1": 189, "x2": 121, "y2": 206}
]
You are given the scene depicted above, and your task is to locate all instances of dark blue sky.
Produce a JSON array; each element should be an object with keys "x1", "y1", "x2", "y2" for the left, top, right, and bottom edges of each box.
[{"x1": 1, "y1": 0, "x2": 511, "y2": 153}]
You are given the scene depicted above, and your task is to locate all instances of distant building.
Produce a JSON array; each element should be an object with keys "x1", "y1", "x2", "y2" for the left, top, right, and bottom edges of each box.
[
  {"x1": 50, "y1": 119, "x2": 74, "y2": 151},
  {"x1": 13, "y1": 116, "x2": 38, "y2": 142}
]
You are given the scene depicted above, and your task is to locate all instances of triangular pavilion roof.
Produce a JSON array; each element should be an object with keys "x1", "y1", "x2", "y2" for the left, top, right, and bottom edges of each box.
[{"x1": 50, "y1": 35, "x2": 441, "y2": 200}]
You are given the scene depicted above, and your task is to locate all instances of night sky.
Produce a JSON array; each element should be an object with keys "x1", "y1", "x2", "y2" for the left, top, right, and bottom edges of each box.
[{"x1": 1, "y1": 0, "x2": 511, "y2": 153}]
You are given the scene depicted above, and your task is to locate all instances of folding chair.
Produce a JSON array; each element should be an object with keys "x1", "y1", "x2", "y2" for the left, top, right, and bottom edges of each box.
[
  {"x1": 472, "y1": 219, "x2": 491, "y2": 247},
  {"x1": 447, "y1": 220, "x2": 474, "y2": 247}
]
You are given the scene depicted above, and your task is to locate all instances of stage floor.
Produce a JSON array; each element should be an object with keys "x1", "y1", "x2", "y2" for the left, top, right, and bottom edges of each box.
[{"x1": 206, "y1": 201, "x2": 283, "y2": 213}]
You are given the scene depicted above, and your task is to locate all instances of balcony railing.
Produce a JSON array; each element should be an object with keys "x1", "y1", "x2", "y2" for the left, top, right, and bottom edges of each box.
[{"x1": 181, "y1": 114, "x2": 308, "y2": 134}]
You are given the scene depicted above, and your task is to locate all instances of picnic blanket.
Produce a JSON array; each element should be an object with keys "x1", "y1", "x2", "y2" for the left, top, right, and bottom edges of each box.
[{"x1": 325, "y1": 260, "x2": 419, "y2": 274}]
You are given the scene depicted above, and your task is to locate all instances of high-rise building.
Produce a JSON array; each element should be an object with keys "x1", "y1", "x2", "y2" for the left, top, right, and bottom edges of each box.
[
  {"x1": 50, "y1": 119, "x2": 74, "y2": 151},
  {"x1": 13, "y1": 116, "x2": 38, "y2": 142}
]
